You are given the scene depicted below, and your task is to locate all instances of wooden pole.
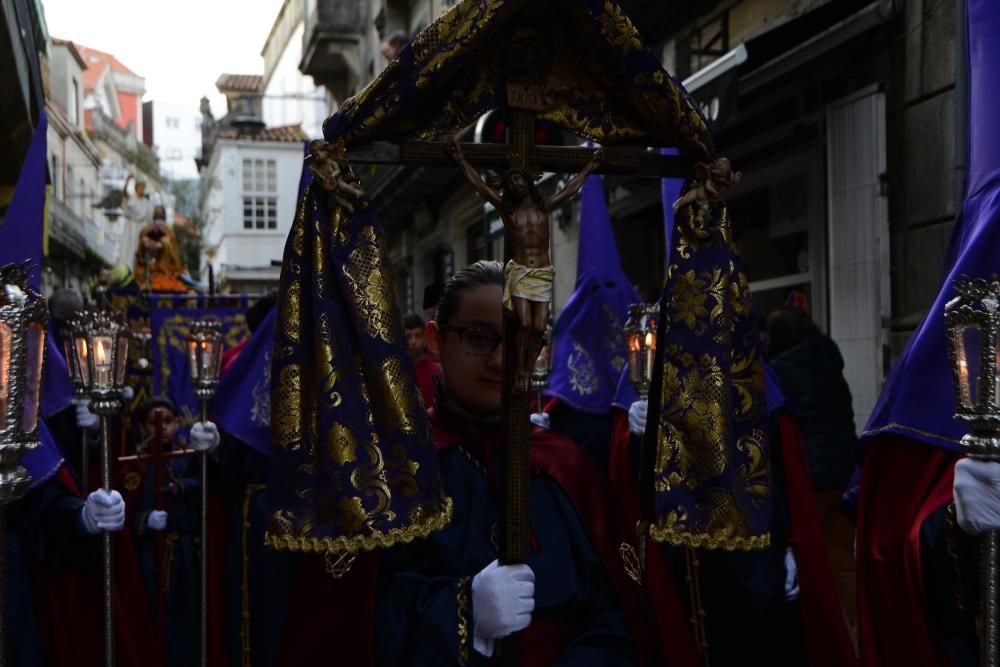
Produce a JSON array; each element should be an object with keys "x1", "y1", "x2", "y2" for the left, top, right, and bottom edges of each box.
[{"x1": 100, "y1": 413, "x2": 115, "y2": 667}]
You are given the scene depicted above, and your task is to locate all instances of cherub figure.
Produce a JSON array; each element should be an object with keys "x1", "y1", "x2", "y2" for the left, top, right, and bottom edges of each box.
[
  {"x1": 305, "y1": 140, "x2": 365, "y2": 212},
  {"x1": 448, "y1": 136, "x2": 603, "y2": 392},
  {"x1": 672, "y1": 156, "x2": 743, "y2": 224}
]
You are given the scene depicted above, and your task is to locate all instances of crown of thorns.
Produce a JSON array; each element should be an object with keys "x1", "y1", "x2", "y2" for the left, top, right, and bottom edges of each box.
[{"x1": 487, "y1": 167, "x2": 543, "y2": 190}]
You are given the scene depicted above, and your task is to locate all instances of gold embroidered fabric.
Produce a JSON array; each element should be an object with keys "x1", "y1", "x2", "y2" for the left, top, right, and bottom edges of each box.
[
  {"x1": 457, "y1": 575, "x2": 472, "y2": 665},
  {"x1": 646, "y1": 202, "x2": 772, "y2": 551}
]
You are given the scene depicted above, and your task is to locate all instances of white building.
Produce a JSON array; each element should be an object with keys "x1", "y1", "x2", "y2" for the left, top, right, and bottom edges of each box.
[
  {"x1": 261, "y1": 0, "x2": 329, "y2": 139},
  {"x1": 200, "y1": 124, "x2": 305, "y2": 293},
  {"x1": 149, "y1": 99, "x2": 202, "y2": 181}
]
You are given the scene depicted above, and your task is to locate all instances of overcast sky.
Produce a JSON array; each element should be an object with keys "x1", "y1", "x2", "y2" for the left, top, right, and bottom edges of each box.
[{"x1": 41, "y1": 0, "x2": 285, "y2": 118}]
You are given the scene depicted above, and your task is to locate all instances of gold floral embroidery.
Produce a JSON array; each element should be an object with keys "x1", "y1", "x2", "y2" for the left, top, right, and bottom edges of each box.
[
  {"x1": 457, "y1": 575, "x2": 472, "y2": 666},
  {"x1": 327, "y1": 422, "x2": 357, "y2": 465},
  {"x1": 342, "y1": 226, "x2": 400, "y2": 344},
  {"x1": 620, "y1": 543, "x2": 642, "y2": 585},
  {"x1": 272, "y1": 364, "x2": 304, "y2": 450},
  {"x1": 124, "y1": 471, "x2": 141, "y2": 492},
  {"x1": 568, "y1": 342, "x2": 599, "y2": 396},
  {"x1": 600, "y1": 1, "x2": 642, "y2": 53}
]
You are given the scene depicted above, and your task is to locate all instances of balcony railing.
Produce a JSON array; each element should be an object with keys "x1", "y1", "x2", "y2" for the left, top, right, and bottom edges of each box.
[{"x1": 48, "y1": 197, "x2": 117, "y2": 265}]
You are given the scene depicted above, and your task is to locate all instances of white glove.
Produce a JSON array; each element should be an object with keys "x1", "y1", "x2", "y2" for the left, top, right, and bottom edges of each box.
[
  {"x1": 784, "y1": 546, "x2": 800, "y2": 600},
  {"x1": 628, "y1": 400, "x2": 648, "y2": 436},
  {"x1": 529, "y1": 412, "x2": 550, "y2": 429},
  {"x1": 120, "y1": 385, "x2": 134, "y2": 402},
  {"x1": 190, "y1": 421, "x2": 220, "y2": 453},
  {"x1": 147, "y1": 510, "x2": 168, "y2": 531},
  {"x1": 74, "y1": 399, "x2": 99, "y2": 432},
  {"x1": 471, "y1": 559, "x2": 535, "y2": 657},
  {"x1": 954, "y1": 458, "x2": 1000, "y2": 535},
  {"x1": 81, "y1": 489, "x2": 125, "y2": 534}
]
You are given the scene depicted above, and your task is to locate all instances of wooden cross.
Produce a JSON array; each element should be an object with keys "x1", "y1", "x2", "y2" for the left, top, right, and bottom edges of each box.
[{"x1": 331, "y1": 48, "x2": 694, "y2": 664}]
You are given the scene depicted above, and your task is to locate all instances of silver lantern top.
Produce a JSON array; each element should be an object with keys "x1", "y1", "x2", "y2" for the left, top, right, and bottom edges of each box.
[
  {"x1": 71, "y1": 309, "x2": 130, "y2": 416},
  {"x1": 186, "y1": 317, "x2": 224, "y2": 402},
  {"x1": 944, "y1": 276, "x2": 1000, "y2": 460},
  {"x1": 0, "y1": 264, "x2": 49, "y2": 502},
  {"x1": 624, "y1": 302, "x2": 659, "y2": 400}
]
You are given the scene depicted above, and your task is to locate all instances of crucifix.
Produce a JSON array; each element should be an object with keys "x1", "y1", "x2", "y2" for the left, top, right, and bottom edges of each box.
[{"x1": 310, "y1": 27, "x2": 696, "y2": 660}]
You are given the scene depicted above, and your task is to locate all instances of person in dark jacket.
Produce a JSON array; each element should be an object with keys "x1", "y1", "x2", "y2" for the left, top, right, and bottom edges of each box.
[{"x1": 766, "y1": 303, "x2": 858, "y2": 633}]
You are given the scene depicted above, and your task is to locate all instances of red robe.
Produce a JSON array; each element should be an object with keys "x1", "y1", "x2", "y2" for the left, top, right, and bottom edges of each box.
[
  {"x1": 32, "y1": 465, "x2": 159, "y2": 667},
  {"x1": 856, "y1": 436, "x2": 958, "y2": 667}
]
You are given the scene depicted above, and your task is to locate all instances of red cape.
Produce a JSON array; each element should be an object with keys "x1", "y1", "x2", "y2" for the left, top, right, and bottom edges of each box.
[
  {"x1": 777, "y1": 413, "x2": 857, "y2": 666},
  {"x1": 608, "y1": 408, "x2": 701, "y2": 667},
  {"x1": 857, "y1": 436, "x2": 958, "y2": 667},
  {"x1": 32, "y1": 465, "x2": 159, "y2": 667}
]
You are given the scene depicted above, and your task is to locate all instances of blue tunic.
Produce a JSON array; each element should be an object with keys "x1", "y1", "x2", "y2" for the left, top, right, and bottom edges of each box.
[{"x1": 375, "y1": 440, "x2": 635, "y2": 666}]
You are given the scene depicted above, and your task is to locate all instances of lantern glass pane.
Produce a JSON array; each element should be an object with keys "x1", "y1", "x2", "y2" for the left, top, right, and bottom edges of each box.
[
  {"x1": 115, "y1": 335, "x2": 129, "y2": 385},
  {"x1": 627, "y1": 332, "x2": 641, "y2": 387},
  {"x1": 187, "y1": 338, "x2": 199, "y2": 380},
  {"x1": 201, "y1": 340, "x2": 216, "y2": 380},
  {"x1": 211, "y1": 339, "x2": 223, "y2": 380},
  {"x1": 75, "y1": 337, "x2": 90, "y2": 386},
  {"x1": 960, "y1": 324, "x2": 983, "y2": 407},
  {"x1": 93, "y1": 335, "x2": 113, "y2": 389},
  {"x1": 0, "y1": 322, "x2": 10, "y2": 431},
  {"x1": 22, "y1": 323, "x2": 44, "y2": 432}
]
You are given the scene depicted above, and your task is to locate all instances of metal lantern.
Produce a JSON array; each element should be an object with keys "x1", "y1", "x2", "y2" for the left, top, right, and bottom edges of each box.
[
  {"x1": 60, "y1": 317, "x2": 87, "y2": 399},
  {"x1": 72, "y1": 309, "x2": 130, "y2": 415},
  {"x1": 71, "y1": 307, "x2": 129, "y2": 667},
  {"x1": 185, "y1": 315, "x2": 223, "y2": 667},
  {"x1": 944, "y1": 276, "x2": 1000, "y2": 666},
  {"x1": 0, "y1": 264, "x2": 48, "y2": 503},
  {"x1": 624, "y1": 303, "x2": 659, "y2": 399},
  {"x1": 187, "y1": 317, "x2": 224, "y2": 408}
]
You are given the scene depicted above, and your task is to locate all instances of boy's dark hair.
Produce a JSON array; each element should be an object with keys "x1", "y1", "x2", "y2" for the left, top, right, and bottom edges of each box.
[
  {"x1": 246, "y1": 292, "x2": 278, "y2": 334},
  {"x1": 435, "y1": 260, "x2": 504, "y2": 326},
  {"x1": 135, "y1": 396, "x2": 177, "y2": 425},
  {"x1": 387, "y1": 31, "x2": 409, "y2": 47},
  {"x1": 402, "y1": 312, "x2": 424, "y2": 330}
]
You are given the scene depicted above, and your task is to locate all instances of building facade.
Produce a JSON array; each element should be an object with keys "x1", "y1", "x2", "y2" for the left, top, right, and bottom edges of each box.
[
  {"x1": 261, "y1": 0, "x2": 330, "y2": 139},
  {"x1": 148, "y1": 99, "x2": 203, "y2": 181},
  {"x1": 200, "y1": 125, "x2": 306, "y2": 293}
]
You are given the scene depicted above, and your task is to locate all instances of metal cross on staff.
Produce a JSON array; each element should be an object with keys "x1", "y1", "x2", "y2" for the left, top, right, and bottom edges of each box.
[{"x1": 328, "y1": 29, "x2": 696, "y2": 662}]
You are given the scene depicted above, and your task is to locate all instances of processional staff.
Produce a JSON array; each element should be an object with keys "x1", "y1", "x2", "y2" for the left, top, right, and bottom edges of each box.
[
  {"x1": 945, "y1": 277, "x2": 1000, "y2": 667},
  {"x1": 70, "y1": 308, "x2": 129, "y2": 667},
  {"x1": 186, "y1": 317, "x2": 223, "y2": 667},
  {"x1": 0, "y1": 265, "x2": 49, "y2": 667}
]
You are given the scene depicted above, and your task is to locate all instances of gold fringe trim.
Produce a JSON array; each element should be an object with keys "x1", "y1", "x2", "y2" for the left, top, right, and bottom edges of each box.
[
  {"x1": 264, "y1": 497, "x2": 454, "y2": 555},
  {"x1": 457, "y1": 575, "x2": 471, "y2": 666},
  {"x1": 241, "y1": 483, "x2": 267, "y2": 667},
  {"x1": 648, "y1": 523, "x2": 771, "y2": 551}
]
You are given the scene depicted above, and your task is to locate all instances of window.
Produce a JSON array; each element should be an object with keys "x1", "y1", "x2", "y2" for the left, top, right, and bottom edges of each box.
[
  {"x1": 165, "y1": 117, "x2": 180, "y2": 129},
  {"x1": 70, "y1": 79, "x2": 79, "y2": 125},
  {"x1": 242, "y1": 158, "x2": 278, "y2": 230},
  {"x1": 165, "y1": 148, "x2": 183, "y2": 160}
]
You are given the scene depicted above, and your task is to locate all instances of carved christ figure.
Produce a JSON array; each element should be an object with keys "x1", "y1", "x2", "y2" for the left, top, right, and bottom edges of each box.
[{"x1": 448, "y1": 136, "x2": 604, "y2": 392}]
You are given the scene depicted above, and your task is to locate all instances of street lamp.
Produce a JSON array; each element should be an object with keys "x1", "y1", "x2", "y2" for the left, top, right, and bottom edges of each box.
[
  {"x1": 624, "y1": 303, "x2": 659, "y2": 400},
  {"x1": 0, "y1": 263, "x2": 48, "y2": 665},
  {"x1": 185, "y1": 316, "x2": 223, "y2": 667},
  {"x1": 71, "y1": 308, "x2": 129, "y2": 667},
  {"x1": 944, "y1": 276, "x2": 1000, "y2": 666}
]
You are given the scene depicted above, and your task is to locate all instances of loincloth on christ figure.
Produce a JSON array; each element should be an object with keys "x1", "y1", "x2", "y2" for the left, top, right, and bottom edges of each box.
[{"x1": 503, "y1": 260, "x2": 554, "y2": 311}]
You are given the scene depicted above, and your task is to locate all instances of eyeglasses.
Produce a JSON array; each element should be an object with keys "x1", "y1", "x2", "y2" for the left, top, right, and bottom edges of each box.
[{"x1": 441, "y1": 325, "x2": 503, "y2": 357}]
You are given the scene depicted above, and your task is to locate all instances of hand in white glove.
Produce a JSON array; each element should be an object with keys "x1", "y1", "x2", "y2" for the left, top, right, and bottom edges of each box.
[
  {"x1": 74, "y1": 399, "x2": 99, "y2": 432},
  {"x1": 628, "y1": 400, "x2": 648, "y2": 436},
  {"x1": 189, "y1": 422, "x2": 220, "y2": 453},
  {"x1": 529, "y1": 412, "x2": 550, "y2": 429},
  {"x1": 120, "y1": 385, "x2": 135, "y2": 403},
  {"x1": 784, "y1": 546, "x2": 800, "y2": 600},
  {"x1": 954, "y1": 458, "x2": 1000, "y2": 535},
  {"x1": 147, "y1": 510, "x2": 168, "y2": 532},
  {"x1": 471, "y1": 559, "x2": 534, "y2": 657},
  {"x1": 81, "y1": 489, "x2": 125, "y2": 534}
]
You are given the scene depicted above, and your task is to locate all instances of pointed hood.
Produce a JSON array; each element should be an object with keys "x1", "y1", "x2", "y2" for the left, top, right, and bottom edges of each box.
[{"x1": 548, "y1": 175, "x2": 640, "y2": 414}]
